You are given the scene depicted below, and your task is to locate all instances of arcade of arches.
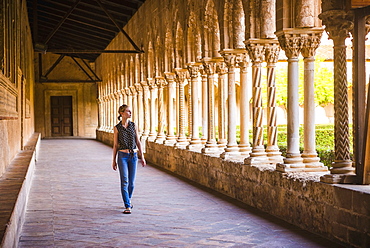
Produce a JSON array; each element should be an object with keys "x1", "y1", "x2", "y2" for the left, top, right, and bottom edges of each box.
[{"x1": 1, "y1": 0, "x2": 370, "y2": 247}]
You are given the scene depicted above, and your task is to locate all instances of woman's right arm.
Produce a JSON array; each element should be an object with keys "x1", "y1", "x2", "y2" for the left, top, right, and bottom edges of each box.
[{"x1": 112, "y1": 126, "x2": 118, "y2": 171}]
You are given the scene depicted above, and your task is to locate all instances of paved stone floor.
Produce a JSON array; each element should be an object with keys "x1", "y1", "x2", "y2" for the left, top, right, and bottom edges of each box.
[{"x1": 18, "y1": 139, "x2": 344, "y2": 248}]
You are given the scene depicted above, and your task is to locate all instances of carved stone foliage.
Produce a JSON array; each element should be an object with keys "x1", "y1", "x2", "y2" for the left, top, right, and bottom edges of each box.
[
  {"x1": 301, "y1": 32, "x2": 322, "y2": 58},
  {"x1": 277, "y1": 34, "x2": 301, "y2": 58},
  {"x1": 319, "y1": 10, "x2": 353, "y2": 42}
]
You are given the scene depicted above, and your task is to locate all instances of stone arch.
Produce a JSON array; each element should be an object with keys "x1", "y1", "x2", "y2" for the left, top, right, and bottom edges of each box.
[
  {"x1": 233, "y1": 0, "x2": 245, "y2": 48},
  {"x1": 175, "y1": 21, "x2": 185, "y2": 68},
  {"x1": 164, "y1": 27, "x2": 174, "y2": 72},
  {"x1": 204, "y1": 0, "x2": 221, "y2": 57},
  {"x1": 186, "y1": 10, "x2": 202, "y2": 63},
  {"x1": 222, "y1": 0, "x2": 233, "y2": 49},
  {"x1": 147, "y1": 41, "x2": 154, "y2": 78}
]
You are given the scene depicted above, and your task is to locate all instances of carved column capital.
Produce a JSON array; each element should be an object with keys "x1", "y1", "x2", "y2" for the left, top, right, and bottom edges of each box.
[
  {"x1": 202, "y1": 59, "x2": 217, "y2": 75},
  {"x1": 135, "y1": 82, "x2": 142, "y2": 92},
  {"x1": 245, "y1": 41, "x2": 265, "y2": 63},
  {"x1": 221, "y1": 52, "x2": 237, "y2": 69},
  {"x1": 319, "y1": 10, "x2": 353, "y2": 43},
  {"x1": 216, "y1": 61, "x2": 227, "y2": 75},
  {"x1": 164, "y1": 72, "x2": 176, "y2": 82},
  {"x1": 235, "y1": 52, "x2": 249, "y2": 70},
  {"x1": 155, "y1": 77, "x2": 167, "y2": 88},
  {"x1": 174, "y1": 68, "x2": 188, "y2": 85},
  {"x1": 129, "y1": 85, "x2": 137, "y2": 96},
  {"x1": 147, "y1": 78, "x2": 156, "y2": 90},
  {"x1": 187, "y1": 63, "x2": 202, "y2": 78},
  {"x1": 264, "y1": 41, "x2": 280, "y2": 64},
  {"x1": 276, "y1": 32, "x2": 302, "y2": 59},
  {"x1": 125, "y1": 87, "x2": 131, "y2": 96},
  {"x1": 301, "y1": 31, "x2": 323, "y2": 58}
]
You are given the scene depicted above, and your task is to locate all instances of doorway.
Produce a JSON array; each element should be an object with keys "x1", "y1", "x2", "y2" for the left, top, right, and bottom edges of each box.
[{"x1": 50, "y1": 96, "x2": 73, "y2": 136}]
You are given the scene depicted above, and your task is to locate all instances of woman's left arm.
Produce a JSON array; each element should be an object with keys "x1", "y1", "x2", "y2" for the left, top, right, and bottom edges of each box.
[{"x1": 135, "y1": 126, "x2": 146, "y2": 167}]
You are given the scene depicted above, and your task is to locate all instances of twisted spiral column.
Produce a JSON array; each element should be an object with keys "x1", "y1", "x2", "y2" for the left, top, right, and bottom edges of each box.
[
  {"x1": 245, "y1": 41, "x2": 268, "y2": 165},
  {"x1": 265, "y1": 41, "x2": 283, "y2": 164},
  {"x1": 175, "y1": 69, "x2": 189, "y2": 148}
]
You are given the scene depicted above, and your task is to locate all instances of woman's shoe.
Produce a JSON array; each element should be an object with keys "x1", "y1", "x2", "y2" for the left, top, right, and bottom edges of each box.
[{"x1": 123, "y1": 208, "x2": 131, "y2": 214}]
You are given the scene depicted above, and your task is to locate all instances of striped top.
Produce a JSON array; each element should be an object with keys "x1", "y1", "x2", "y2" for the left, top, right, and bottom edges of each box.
[{"x1": 115, "y1": 121, "x2": 137, "y2": 151}]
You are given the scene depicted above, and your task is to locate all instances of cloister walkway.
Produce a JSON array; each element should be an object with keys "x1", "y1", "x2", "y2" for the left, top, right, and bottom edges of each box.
[{"x1": 18, "y1": 139, "x2": 343, "y2": 247}]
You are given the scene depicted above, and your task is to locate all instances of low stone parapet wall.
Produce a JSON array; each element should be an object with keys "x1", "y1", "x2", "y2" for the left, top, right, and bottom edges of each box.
[
  {"x1": 0, "y1": 133, "x2": 41, "y2": 248},
  {"x1": 144, "y1": 141, "x2": 370, "y2": 248}
]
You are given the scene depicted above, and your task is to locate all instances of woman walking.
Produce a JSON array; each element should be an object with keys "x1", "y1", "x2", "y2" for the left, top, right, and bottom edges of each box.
[{"x1": 112, "y1": 104, "x2": 146, "y2": 214}]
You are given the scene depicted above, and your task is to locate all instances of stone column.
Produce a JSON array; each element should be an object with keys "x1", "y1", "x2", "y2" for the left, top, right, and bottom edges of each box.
[
  {"x1": 300, "y1": 31, "x2": 327, "y2": 171},
  {"x1": 102, "y1": 95, "x2": 108, "y2": 131},
  {"x1": 202, "y1": 58, "x2": 221, "y2": 154},
  {"x1": 108, "y1": 93, "x2": 115, "y2": 132},
  {"x1": 186, "y1": 63, "x2": 203, "y2": 151},
  {"x1": 126, "y1": 88, "x2": 133, "y2": 110},
  {"x1": 245, "y1": 41, "x2": 269, "y2": 165},
  {"x1": 221, "y1": 50, "x2": 240, "y2": 159},
  {"x1": 174, "y1": 69, "x2": 189, "y2": 148},
  {"x1": 130, "y1": 85, "x2": 138, "y2": 125},
  {"x1": 319, "y1": 10, "x2": 355, "y2": 182},
  {"x1": 147, "y1": 78, "x2": 157, "y2": 142},
  {"x1": 187, "y1": 73, "x2": 192, "y2": 141},
  {"x1": 265, "y1": 41, "x2": 283, "y2": 164},
  {"x1": 236, "y1": 51, "x2": 252, "y2": 156},
  {"x1": 276, "y1": 31, "x2": 304, "y2": 171},
  {"x1": 114, "y1": 90, "x2": 120, "y2": 126},
  {"x1": 141, "y1": 81, "x2": 150, "y2": 142},
  {"x1": 155, "y1": 77, "x2": 167, "y2": 144},
  {"x1": 164, "y1": 72, "x2": 177, "y2": 145},
  {"x1": 216, "y1": 60, "x2": 228, "y2": 149},
  {"x1": 135, "y1": 83, "x2": 144, "y2": 135},
  {"x1": 201, "y1": 71, "x2": 208, "y2": 144}
]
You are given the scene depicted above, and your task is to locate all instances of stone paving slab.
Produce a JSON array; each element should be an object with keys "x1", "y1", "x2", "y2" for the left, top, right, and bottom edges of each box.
[{"x1": 18, "y1": 139, "x2": 344, "y2": 248}]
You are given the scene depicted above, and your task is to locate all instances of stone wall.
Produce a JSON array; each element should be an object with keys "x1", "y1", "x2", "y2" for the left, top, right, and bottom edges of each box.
[
  {"x1": 0, "y1": 0, "x2": 35, "y2": 177},
  {"x1": 34, "y1": 82, "x2": 98, "y2": 138},
  {"x1": 144, "y1": 141, "x2": 370, "y2": 248}
]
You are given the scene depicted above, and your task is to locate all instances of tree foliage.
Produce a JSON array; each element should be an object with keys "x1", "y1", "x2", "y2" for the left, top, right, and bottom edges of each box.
[{"x1": 273, "y1": 57, "x2": 334, "y2": 108}]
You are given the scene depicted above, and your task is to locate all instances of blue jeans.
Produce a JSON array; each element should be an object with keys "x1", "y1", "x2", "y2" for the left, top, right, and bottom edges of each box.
[{"x1": 117, "y1": 151, "x2": 138, "y2": 208}]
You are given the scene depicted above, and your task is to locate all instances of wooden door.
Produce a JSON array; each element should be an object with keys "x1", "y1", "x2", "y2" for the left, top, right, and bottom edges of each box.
[{"x1": 51, "y1": 96, "x2": 73, "y2": 136}]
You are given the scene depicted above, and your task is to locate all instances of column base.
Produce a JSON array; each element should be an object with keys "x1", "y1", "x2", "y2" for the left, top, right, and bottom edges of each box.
[
  {"x1": 201, "y1": 141, "x2": 223, "y2": 155},
  {"x1": 320, "y1": 174, "x2": 357, "y2": 184},
  {"x1": 244, "y1": 155, "x2": 270, "y2": 166},
  {"x1": 175, "y1": 137, "x2": 189, "y2": 149},
  {"x1": 217, "y1": 140, "x2": 227, "y2": 149},
  {"x1": 186, "y1": 141, "x2": 203, "y2": 152},
  {"x1": 164, "y1": 138, "x2": 177, "y2": 146},
  {"x1": 154, "y1": 133, "x2": 166, "y2": 144},
  {"x1": 147, "y1": 133, "x2": 157, "y2": 142},
  {"x1": 330, "y1": 160, "x2": 355, "y2": 174},
  {"x1": 220, "y1": 151, "x2": 242, "y2": 160},
  {"x1": 267, "y1": 154, "x2": 284, "y2": 164},
  {"x1": 239, "y1": 144, "x2": 252, "y2": 156},
  {"x1": 201, "y1": 137, "x2": 207, "y2": 144},
  {"x1": 276, "y1": 153, "x2": 305, "y2": 172}
]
